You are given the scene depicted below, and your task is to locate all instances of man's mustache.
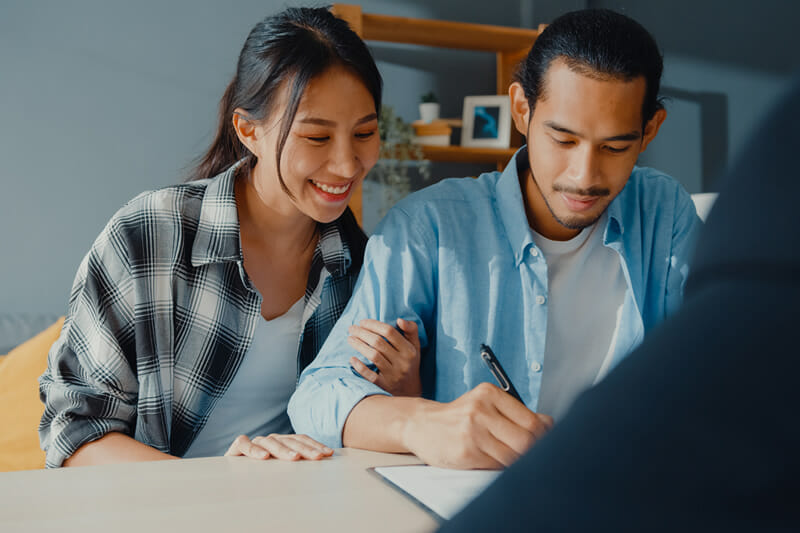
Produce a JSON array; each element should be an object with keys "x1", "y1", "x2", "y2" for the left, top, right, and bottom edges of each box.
[{"x1": 552, "y1": 183, "x2": 610, "y2": 197}]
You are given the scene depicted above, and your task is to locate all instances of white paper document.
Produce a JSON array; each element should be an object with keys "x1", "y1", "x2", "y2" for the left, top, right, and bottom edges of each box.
[{"x1": 371, "y1": 465, "x2": 501, "y2": 521}]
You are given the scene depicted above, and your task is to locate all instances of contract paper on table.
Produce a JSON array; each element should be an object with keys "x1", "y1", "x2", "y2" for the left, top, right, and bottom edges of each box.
[{"x1": 370, "y1": 464, "x2": 501, "y2": 521}]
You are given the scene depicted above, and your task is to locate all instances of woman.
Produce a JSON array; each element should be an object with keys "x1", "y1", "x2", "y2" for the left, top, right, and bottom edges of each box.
[{"x1": 38, "y1": 7, "x2": 420, "y2": 468}]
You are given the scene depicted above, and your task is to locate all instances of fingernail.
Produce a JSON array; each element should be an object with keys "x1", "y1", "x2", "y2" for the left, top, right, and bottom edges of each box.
[{"x1": 257, "y1": 449, "x2": 268, "y2": 459}]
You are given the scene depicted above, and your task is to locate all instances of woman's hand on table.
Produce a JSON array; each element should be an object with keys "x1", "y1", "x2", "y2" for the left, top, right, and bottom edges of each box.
[{"x1": 224, "y1": 434, "x2": 333, "y2": 460}]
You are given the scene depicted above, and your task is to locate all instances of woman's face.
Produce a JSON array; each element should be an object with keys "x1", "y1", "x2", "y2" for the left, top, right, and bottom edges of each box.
[{"x1": 247, "y1": 65, "x2": 380, "y2": 224}]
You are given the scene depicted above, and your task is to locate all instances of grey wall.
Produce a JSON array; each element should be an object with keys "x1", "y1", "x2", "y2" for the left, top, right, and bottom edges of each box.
[
  {"x1": 0, "y1": 0, "x2": 522, "y2": 315},
  {"x1": 517, "y1": 0, "x2": 799, "y2": 194},
  {"x1": 3, "y1": 0, "x2": 798, "y2": 316},
  {"x1": 590, "y1": 0, "x2": 800, "y2": 192}
]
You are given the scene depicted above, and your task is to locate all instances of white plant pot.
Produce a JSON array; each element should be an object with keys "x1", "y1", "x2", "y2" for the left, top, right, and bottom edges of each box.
[{"x1": 419, "y1": 102, "x2": 440, "y2": 123}]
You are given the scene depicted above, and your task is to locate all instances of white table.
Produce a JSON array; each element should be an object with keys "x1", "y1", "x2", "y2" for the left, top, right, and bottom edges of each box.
[{"x1": 0, "y1": 449, "x2": 439, "y2": 532}]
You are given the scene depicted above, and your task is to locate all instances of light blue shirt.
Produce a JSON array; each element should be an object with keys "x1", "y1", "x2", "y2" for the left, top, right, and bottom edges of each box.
[{"x1": 288, "y1": 148, "x2": 702, "y2": 448}]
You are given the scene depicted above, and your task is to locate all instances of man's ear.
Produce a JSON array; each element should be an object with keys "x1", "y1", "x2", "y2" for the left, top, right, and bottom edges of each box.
[
  {"x1": 509, "y1": 82, "x2": 531, "y2": 137},
  {"x1": 232, "y1": 108, "x2": 258, "y2": 155},
  {"x1": 640, "y1": 108, "x2": 667, "y2": 152}
]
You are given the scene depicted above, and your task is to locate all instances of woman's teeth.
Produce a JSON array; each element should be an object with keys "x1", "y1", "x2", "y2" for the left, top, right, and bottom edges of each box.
[{"x1": 313, "y1": 181, "x2": 350, "y2": 195}]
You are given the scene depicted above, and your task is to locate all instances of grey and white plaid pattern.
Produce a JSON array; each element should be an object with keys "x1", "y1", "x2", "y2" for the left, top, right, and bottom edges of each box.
[{"x1": 38, "y1": 164, "x2": 359, "y2": 467}]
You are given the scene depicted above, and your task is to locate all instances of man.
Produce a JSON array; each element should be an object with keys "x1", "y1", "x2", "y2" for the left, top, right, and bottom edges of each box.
[
  {"x1": 441, "y1": 75, "x2": 800, "y2": 532},
  {"x1": 288, "y1": 9, "x2": 702, "y2": 469}
]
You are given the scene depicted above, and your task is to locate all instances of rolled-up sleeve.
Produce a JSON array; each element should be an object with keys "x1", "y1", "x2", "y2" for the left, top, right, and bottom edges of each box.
[
  {"x1": 288, "y1": 204, "x2": 437, "y2": 448},
  {"x1": 38, "y1": 219, "x2": 139, "y2": 468}
]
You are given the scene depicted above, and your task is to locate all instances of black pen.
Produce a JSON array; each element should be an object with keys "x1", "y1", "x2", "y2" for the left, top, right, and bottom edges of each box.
[{"x1": 480, "y1": 343, "x2": 523, "y2": 403}]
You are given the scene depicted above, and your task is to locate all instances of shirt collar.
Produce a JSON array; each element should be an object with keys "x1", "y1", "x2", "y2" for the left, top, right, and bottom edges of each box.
[
  {"x1": 190, "y1": 160, "x2": 353, "y2": 276},
  {"x1": 191, "y1": 161, "x2": 243, "y2": 267},
  {"x1": 497, "y1": 146, "x2": 628, "y2": 261},
  {"x1": 495, "y1": 147, "x2": 537, "y2": 266},
  {"x1": 316, "y1": 220, "x2": 351, "y2": 277},
  {"x1": 603, "y1": 180, "x2": 627, "y2": 244}
]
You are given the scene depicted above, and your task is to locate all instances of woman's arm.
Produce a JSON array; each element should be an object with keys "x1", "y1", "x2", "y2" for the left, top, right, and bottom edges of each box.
[{"x1": 63, "y1": 432, "x2": 175, "y2": 467}]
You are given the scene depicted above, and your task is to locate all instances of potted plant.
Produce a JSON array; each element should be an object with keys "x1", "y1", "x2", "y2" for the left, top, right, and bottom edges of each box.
[
  {"x1": 419, "y1": 91, "x2": 440, "y2": 123},
  {"x1": 368, "y1": 105, "x2": 431, "y2": 219}
]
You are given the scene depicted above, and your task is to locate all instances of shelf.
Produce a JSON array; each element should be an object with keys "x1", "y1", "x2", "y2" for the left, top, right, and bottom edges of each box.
[
  {"x1": 420, "y1": 145, "x2": 518, "y2": 165},
  {"x1": 331, "y1": 3, "x2": 543, "y2": 222}
]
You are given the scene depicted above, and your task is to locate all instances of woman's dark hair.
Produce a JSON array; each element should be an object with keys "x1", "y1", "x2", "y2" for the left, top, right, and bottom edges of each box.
[
  {"x1": 514, "y1": 9, "x2": 664, "y2": 128},
  {"x1": 190, "y1": 7, "x2": 382, "y2": 266}
]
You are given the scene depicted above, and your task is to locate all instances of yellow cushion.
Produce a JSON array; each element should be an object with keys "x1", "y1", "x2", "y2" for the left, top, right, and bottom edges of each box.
[{"x1": 0, "y1": 317, "x2": 64, "y2": 472}]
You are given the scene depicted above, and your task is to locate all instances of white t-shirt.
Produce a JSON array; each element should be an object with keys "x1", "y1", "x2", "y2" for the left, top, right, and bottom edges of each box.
[
  {"x1": 533, "y1": 213, "x2": 627, "y2": 421},
  {"x1": 183, "y1": 297, "x2": 304, "y2": 458}
]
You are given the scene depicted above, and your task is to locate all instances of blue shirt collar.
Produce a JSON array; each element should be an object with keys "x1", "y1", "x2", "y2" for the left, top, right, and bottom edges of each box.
[
  {"x1": 496, "y1": 146, "x2": 627, "y2": 261},
  {"x1": 495, "y1": 147, "x2": 535, "y2": 266}
]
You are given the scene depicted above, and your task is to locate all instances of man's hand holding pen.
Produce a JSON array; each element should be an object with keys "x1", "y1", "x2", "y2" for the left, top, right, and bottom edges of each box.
[{"x1": 401, "y1": 383, "x2": 554, "y2": 470}]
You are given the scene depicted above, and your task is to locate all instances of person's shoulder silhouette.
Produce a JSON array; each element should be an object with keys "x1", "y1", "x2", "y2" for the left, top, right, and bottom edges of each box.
[{"x1": 441, "y1": 75, "x2": 800, "y2": 533}]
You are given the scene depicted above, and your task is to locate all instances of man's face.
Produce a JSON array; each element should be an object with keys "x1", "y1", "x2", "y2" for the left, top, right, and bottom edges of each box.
[{"x1": 510, "y1": 58, "x2": 664, "y2": 240}]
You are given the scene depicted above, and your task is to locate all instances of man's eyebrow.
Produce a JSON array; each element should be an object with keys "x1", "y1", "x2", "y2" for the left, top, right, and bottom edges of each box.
[
  {"x1": 604, "y1": 131, "x2": 642, "y2": 142},
  {"x1": 544, "y1": 121, "x2": 641, "y2": 141},
  {"x1": 298, "y1": 113, "x2": 378, "y2": 127}
]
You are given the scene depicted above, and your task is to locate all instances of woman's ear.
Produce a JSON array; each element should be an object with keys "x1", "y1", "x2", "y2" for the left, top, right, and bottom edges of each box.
[
  {"x1": 509, "y1": 82, "x2": 531, "y2": 137},
  {"x1": 232, "y1": 108, "x2": 258, "y2": 155}
]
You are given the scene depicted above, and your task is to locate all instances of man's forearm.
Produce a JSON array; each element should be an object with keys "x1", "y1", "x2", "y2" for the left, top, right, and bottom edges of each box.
[
  {"x1": 342, "y1": 395, "x2": 432, "y2": 453},
  {"x1": 63, "y1": 432, "x2": 176, "y2": 467}
]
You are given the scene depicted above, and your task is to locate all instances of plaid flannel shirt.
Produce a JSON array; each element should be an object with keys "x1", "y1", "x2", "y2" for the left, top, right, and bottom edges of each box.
[{"x1": 38, "y1": 163, "x2": 361, "y2": 467}]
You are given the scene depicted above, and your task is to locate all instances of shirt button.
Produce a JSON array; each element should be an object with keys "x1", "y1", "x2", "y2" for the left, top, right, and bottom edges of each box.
[
  {"x1": 531, "y1": 248, "x2": 539, "y2": 257},
  {"x1": 531, "y1": 361, "x2": 542, "y2": 372},
  {"x1": 536, "y1": 295, "x2": 546, "y2": 305}
]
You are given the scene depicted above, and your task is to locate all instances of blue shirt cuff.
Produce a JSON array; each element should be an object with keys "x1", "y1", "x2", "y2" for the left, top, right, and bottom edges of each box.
[{"x1": 288, "y1": 369, "x2": 390, "y2": 449}]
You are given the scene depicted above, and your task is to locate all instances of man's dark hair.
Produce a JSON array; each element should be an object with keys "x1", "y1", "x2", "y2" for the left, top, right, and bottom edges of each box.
[{"x1": 514, "y1": 9, "x2": 664, "y2": 127}]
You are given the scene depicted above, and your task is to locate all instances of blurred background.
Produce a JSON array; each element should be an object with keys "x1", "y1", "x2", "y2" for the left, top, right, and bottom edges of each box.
[{"x1": 1, "y1": 0, "x2": 798, "y2": 338}]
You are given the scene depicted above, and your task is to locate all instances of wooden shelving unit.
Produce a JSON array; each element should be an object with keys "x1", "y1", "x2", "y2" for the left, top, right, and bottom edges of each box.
[
  {"x1": 420, "y1": 145, "x2": 518, "y2": 165},
  {"x1": 331, "y1": 4, "x2": 544, "y2": 223}
]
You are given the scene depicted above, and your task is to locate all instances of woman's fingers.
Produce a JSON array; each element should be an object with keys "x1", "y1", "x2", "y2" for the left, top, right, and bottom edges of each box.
[
  {"x1": 225, "y1": 434, "x2": 333, "y2": 461},
  {"x1": 347, "y1": 334, "x2": 393, "y2": 370},
  {"x1": 396, "y1": 318, "x2": 421, "y2": 352},
  {"x1": 282, "y1": 435, "x2": 334, "y2": 459},
  {"x1": 250, "y1": 435, "x2": 301, "y2": 461},
  {"x1": 251, "y1": 434, "x2": 333, "y2": 461},
  {"x1": 350, "y1": 356, "x2": 380, "y2": 384},
  {"x1": 348, "y1": 318, "x2": 422, "y2": 397},
  {"x1": 352, "y1": 318, "x2": 413, "y2": 351},
  {"x1": 224, "y1": 434, "x2": 270, "y2": 459}
]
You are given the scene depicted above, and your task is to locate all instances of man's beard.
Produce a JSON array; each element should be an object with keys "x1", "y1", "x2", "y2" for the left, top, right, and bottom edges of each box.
[{"x1": 532, "y1": 174, "x2": 610, "y2": 230}]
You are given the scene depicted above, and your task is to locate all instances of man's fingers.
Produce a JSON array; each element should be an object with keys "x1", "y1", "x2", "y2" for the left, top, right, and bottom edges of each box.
[
  {"x1": 481, "y1": 384, "x2": 543, "y2": 437},
  {"x1": 349, "y1": 356, "x2": 380, "y2": 384},
  {"x1": 224, "y1": 434, "x2": 269, "y2": 459},
  {"x1": 474, "y1": 426, "x2": 521, "y2": 468},
  {"x1": 537, "y1": 413, "x2": 555, "y2": 430},
  {"x1": 484, "y1": 407, "x2": 539, "y2": 457}
]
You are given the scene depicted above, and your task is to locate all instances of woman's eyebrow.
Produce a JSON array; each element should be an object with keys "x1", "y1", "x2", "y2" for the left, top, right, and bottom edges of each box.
[{"x1": 298, "y1": 113, "x2": 378, "y2": 127}]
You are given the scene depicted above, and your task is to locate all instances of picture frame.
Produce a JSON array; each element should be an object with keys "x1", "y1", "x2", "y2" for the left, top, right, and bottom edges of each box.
[{"x1": 460, "y1": 95, "x2": 511, "y2": 148}]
